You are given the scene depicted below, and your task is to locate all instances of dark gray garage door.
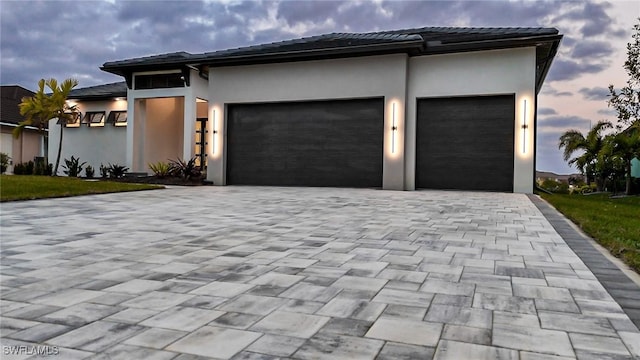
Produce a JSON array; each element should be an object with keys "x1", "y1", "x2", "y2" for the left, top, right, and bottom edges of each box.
[
  {"x1": 416, "y1": 95, "x2": 515, "y2": 192},
  {"x1": 227, "y1": 98, "x2": 383, "y2": 187}
]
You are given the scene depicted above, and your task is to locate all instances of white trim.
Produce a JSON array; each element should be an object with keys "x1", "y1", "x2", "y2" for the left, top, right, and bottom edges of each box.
[{"x1": 0, "y1": 122, "x2": 48, "y2": 131}]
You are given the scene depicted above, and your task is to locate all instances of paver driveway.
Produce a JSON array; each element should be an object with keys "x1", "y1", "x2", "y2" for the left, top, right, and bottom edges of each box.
[{"x1": 1, "y1": 186, "x2": 639, "y2": 360}]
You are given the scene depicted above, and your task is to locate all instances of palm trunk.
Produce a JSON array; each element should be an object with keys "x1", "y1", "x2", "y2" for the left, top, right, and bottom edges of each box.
[
  {"x1": 625, "y1": 159, "x2": 632, "y2": 196},
  {"x1": 53, "y1": 123, "x2": 64, "y2": 176}
]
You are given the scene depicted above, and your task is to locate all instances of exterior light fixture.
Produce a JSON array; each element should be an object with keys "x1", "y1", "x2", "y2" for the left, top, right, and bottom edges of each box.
[
  {"x1": 212, "y1": 109, "x2": 218, "y2": 154},
  {"x1": 391, "y1": 102, "x2": 398, "y2": 153},
  {"x1": 521, "y1": 99, "x2": 528, "y2": 154}
]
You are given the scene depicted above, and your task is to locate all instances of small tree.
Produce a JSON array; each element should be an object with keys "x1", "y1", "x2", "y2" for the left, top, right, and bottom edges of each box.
[
  {"x1": 608, "y1": 20, "x2": 639, "y2": 128},
  {"x1": 604, "y1": 125, "x2": 640, "y2": 195},
  {"x1": 15, "y1": 78, "x2": 79, "y2": 175},
  {"x1": 559, "y1": 121, "x2": 612, "y2": 191}
]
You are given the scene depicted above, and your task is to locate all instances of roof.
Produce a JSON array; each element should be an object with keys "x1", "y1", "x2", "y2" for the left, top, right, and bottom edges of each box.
[
  {"x1": 67, "y1": 81, "x2": 127, "y2": 100},
  {"x1": 101, "y1": 26, "x2": 562, "y2": 93},
  {"x1": 0, "y1": 85, "x2": 35, "y2": 125}
]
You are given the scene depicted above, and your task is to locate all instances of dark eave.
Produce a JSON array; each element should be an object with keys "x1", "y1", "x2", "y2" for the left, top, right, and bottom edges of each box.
[
  {"x1": 67, "y1": 82, "x2": 127, "y2": 101},
  {"x1": 192, "y1": 39, "x2": 426, "y2": 67},
  {"x1": 98, "y1": 27, "x2": 561, "y2": 94}
]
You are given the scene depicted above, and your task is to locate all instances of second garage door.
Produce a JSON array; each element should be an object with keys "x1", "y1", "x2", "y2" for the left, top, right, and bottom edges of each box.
[
  {"x1": 227, "y1": 98, "x2": 384, "y2": 187},
  {"x1": 416, "y1": 95, "x2": 515, "y2": 192}
]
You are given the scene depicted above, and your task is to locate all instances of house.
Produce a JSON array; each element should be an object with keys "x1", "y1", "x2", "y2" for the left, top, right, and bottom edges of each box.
[
  {"x1": 1, "y1": 85, "x2": 45, "y2": 173},
  {"x1": 50, "y1": 27, "x2": 562, "y2": 193}
]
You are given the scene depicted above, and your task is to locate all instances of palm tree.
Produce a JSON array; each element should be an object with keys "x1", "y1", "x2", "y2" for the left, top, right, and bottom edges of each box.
[
  {"x1": 558, "y1": 121, "x2": 612, "y2": 191},
  {"x1": 14, "y1": 78, "x2": 79, "y2": 175},
  {"x1": 604, "y1": 121, "x2": 640, "y2": 195}
]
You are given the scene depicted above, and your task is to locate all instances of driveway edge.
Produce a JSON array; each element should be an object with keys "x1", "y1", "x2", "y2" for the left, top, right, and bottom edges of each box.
[{"x1": 528, "y1": 194, "x2": 640, "y2": 330}]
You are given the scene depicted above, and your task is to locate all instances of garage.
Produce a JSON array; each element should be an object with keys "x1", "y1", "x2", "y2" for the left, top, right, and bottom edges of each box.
[
  {"x1": 416, "y1": 95, "x2": 515, "y2": 192},
  {"x1": 226, "y1": 98, "x2": 384, "y2": 187}
]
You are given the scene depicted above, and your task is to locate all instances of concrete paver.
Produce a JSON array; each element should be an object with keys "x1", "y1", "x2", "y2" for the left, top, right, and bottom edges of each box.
[{"x1": 1, "y1": 186, "x2": 639, "y2": 359}]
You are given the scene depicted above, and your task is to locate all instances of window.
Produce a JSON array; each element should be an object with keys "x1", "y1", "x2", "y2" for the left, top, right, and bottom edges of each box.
[
  {"x1": 134, "y1": 73, "x2": 186, "y2": 89},
  {"x1": 81, "y1": 111, "x2": 105, "y2": 127},
  {"x1": 59, "y1": 112, "x2": 81, "y2": 128},
  {"x1": 106, "y1": 111, "x2": 127, "y2": 126}
]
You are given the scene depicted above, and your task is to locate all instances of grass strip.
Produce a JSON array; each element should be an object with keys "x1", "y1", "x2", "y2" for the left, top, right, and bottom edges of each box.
[
  {"x1": 1, "y1": 175, "x2": 162, "y2": 202},
  {"x1": 540, "y1": 193, "x2": 640, "y2": 273}
]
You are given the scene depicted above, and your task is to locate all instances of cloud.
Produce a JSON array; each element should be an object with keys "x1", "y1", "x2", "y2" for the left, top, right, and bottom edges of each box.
[
  {"x1": 571, "y1": 40, "x2": 613, "y2": 58},
  {"x1": 541, "y1": 85, "x2": 573, "y2": 97},
  {"x1": 597, "y1": 108, "x2": 616, "y2": 117},
  {"x1": 539, "y1": 115, "x2": 592, "y2": 130},
  {"x1": 547, "y1": 59, "x2": 608, "y2": 82},
  {"x1": 538, "y1": 107, "x2": 558, "y2": 116},
  {"x1": 578, "y1": 86, "x2": 610, "y2": 101}
]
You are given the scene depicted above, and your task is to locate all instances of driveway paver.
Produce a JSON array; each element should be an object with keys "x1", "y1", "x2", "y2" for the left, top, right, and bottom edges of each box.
[{"x1": 1, "y1": 186, "x2": 639, "y2": 359}]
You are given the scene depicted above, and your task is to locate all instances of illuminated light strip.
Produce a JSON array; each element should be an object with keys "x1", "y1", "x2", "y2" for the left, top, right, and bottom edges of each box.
[
  {"x1": 391, "y1": 102, "x2": 398, "y2": 153},
  {"x1": 522, "y1": 99, "x2": 528, "y2": 154},
  {"x1": 212, "y1": 109, "x2": 218, "y2": 154}
]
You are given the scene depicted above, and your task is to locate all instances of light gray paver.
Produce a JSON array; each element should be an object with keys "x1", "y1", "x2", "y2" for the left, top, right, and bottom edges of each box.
[
  {"x1": 2, "y1": 187, "x2": 638, "y2": 359},
  {"x1": 166, "y1": 326, "x2": 262, "y2": 359},
  {"x1": 250, "y1": 310, "x2": 329, "y2": 338},
  {"x1": 365, "y1": 317, "x2": 442, "y2": 346}
]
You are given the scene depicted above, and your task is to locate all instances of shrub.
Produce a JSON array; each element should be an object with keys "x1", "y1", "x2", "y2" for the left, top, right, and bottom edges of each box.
[
  {"x1": 99, "y1": 164, "x2": 109, "y2": 178},
  {"x1": 14, "y1": 161, "x2": 35, "y2": 175},
  {"x1": 149, "y1": 161, "x2": 172, "y2": 178},
  {"x1": 106, "y1": 163, "x2": 129, "y2": 179},
  {"x1": 85, "y1": 165, "x2": 95, "y2": 179},
  {"x1": 33, "y1": 158, "x2": 52, "y2": 176},
  {"x1": 169, "y1": 157, "x2": 201, "y2": 180},
  {"x1": 0, "y1": 153, "x2": 10, "y2": 174},
  {"x1": 62, "y1": 156, "x2": 86, "y2": 177}
]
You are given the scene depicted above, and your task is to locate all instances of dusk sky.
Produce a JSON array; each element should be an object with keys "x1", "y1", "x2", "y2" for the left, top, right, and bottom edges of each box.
[{"x1": 1, "y1": 0, "x2": 638, "y2": 175}]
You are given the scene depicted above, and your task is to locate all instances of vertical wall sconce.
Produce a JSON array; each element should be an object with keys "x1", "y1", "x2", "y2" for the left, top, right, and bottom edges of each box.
[
  {"x1": 521, "y1": 99, "x2": 528, "y2": 154},
  {"x1": 212, "y1": 109, "x2": 218, "y2": 154},
  {"x1": 391, "y1": 102, "x2": 398, "y2": 153}
]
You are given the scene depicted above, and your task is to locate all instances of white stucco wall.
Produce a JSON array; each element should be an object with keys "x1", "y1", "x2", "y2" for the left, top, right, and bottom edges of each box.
[
  {"x1": 406, "y1": 47, "x2": 537, "y2": 193},
  {"x1": 144, "y1": 97, "x2": 184, "y2": 168},
  {"x1": 207, "y1": 54, "x2": 408, "y2": 189},
  {"x1": 48, "y1": 99, "x2": 126, "y2": 175}
]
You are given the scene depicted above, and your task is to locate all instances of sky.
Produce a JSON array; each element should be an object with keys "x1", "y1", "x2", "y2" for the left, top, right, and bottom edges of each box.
[{"x1": 1, "y1": 0, "x2": 638, "y2": 175}]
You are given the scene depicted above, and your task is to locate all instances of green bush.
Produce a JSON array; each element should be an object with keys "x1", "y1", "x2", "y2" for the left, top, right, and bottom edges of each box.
[
  {"x1": 33, "y1": 158, "x2": 52, "y2": 176},
  {"x1": 149, "y1": 161, "x2": 172, "y2": 178},
  {"x1": 14, "y1": 161, "x2": 35, "y2": 175},
  {"x1": 85, "y1": 165, "x2": 95, "y2": 179},
  {"x1": 106, "y1": 163, "x2": 129, "y2": 179},
  {"x1": 0, "y1": 153, "x2": 10, "y2": 174},
  {"x1": 169, "y1": 157, "x2": 201, "y2": 180},
  {"x1": 99, "y1": 164, "x2": 109, "y2": 178},
  {"x1": 62, "y1": 156, "x2": 86, "y2": 177}
]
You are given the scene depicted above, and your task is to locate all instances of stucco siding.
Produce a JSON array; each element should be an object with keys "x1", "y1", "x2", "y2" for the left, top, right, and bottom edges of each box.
[
  {"x1": 207, "y1": 54, "x2": 408, "y2": 189},
  {"x1": 48, "y1": 99, "x2": 126, "y2": 175},
  {"x1": 406, "y1": 47, "x2": 537, "y2": 193}
]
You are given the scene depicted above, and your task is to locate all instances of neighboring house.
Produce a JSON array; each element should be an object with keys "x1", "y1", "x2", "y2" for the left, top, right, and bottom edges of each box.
[
  {"x1": 536, "y1": 171, "x2": 584, "y2": 184},
  {"x1": 51, "y1": 26, "x2": 562, "y2": 193},
  {"x1": 632, "y1": 158, "x2": 640, "y2": 179},
  {"x1": 0, "y1": 85, "x2": 45, "y2": 173}
]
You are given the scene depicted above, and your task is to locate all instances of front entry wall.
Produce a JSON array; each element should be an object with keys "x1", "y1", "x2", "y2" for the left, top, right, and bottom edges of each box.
[
  {"x1": 208, "y1": 54, "x2": 408, "y2": 189},
  {"x1": 208, "y1": 48, "x2": 537, "y2": 193},
  {"x1": 407, "y1": 47, "x2": 537, "y2": 193}
]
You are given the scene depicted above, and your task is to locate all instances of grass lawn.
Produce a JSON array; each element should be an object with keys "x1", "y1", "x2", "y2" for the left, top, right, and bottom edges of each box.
[
  {"x1": 540, "y1": 193, "x2": 640, "y2": 272},
  {"x1": 0, "y1": 175, "x2": 163, "y2": 202}
]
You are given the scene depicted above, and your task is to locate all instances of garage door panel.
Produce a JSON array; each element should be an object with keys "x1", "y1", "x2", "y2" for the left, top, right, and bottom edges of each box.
[
  {"x1": 227, "y1": 98, "x2": 383, "y2": 187},
  {"x1": 417, "y1": 95, "x2": 515, "y2": 192}
]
